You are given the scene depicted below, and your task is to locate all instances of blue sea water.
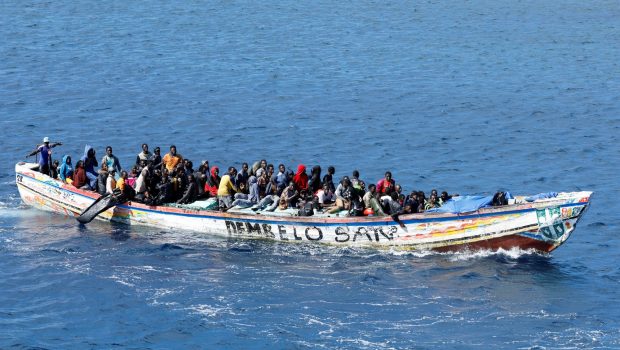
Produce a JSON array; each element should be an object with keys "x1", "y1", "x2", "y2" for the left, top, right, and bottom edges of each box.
[{"x1": 1, "y1": 0, "x2": 620, "y2": 348}]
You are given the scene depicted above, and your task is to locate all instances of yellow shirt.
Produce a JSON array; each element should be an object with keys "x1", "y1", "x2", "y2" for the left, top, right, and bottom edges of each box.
[
  {"x1": 217, "y1": 175, "x2": 238, "y2": 196},
  {"x1": 162, "y1": 153, "x2": 183, "y2": 172},
  {"x1": 116, "y1": 177, "x2": 125, "y2": 191}
]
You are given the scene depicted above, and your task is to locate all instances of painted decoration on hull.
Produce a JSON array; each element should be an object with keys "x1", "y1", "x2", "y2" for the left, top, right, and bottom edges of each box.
[{"x1": 15, "y1": 162, "x2": 592, "y2": 252}]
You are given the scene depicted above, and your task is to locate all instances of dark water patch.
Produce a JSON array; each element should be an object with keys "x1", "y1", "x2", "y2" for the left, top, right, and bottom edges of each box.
[{"x1": 159, "y1": 243, "x2": 185, "y2": 251}]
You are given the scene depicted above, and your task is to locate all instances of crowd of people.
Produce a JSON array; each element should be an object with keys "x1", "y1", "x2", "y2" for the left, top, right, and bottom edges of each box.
[{"x1": 29, "y1": 138, "x2": 457, "y2": 217}]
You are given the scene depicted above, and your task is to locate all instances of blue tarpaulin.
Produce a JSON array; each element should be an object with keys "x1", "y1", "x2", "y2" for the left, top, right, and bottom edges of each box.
[
  {"x1": 426, "y1": 192, "x2": 514, "y2": 214},
  {"x1": 426, "y1": 195, "x2": 494, "y2": 214}
]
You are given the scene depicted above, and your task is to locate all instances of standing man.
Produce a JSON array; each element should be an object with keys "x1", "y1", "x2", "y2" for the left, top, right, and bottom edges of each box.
[
  {"x1": 28, "y1": 137, "x2": 62, "y2": 176},
  {"x1": 135, "y1": 143, "x2": 151, "y2": 166},
  {"x1": 162, "y1": 145, "x2": 183, "y2": 172},
  {"x1": 101, "y1": 146, "x2": 122, "y2": 174}
]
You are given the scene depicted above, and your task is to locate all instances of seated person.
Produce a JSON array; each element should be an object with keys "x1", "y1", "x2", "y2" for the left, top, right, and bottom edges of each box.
[
  {"x1": 425, "y1": 193, "x2": 441, "y2": 210},
  {"x1": 327, "y1": 177, "x2": 352, "y2": 214},
  {"x1": 384, "y1": 192, "x2": 403, "y2": 215},
  {"x1": 232, "y1": 176, "x2": 259, "y2": 208},
  {"x1": 72, "y1": 160, "x2": 88, "y2": 189},
  {"x1": 363, "y1": 184, "x2": 386, "y2": 216},
  {"x1": 50, "y1": 160, "x2": 60, "y2": 179},
  {"x1": 316, "y1": 183, "x2": 335, "y2": 205},
  {"x1": 440, "y1": 191, "x2": 452, "y2": 205},
  {"x1": 252, "y1": 179, "x2": 280, "y2": 212},
  {"x1": 177, "y1": 174, "x2": 198, "y2": 204},
  {"x1": 280, "y1": 181, "x2": 299, "y2": 208},
  {"x1": 58, "y1": 155, "x2": 74, "y2": 183},
  {"x1": 293, "y1": 164, "x2": 308, "y2": 192},
  {"x1": 204, "y1": 166, "x2": 220, "y2": 198}
]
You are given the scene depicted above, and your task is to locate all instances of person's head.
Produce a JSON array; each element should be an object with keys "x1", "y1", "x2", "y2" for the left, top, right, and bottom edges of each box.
[
  {"x1": 43, "y1": 137, "x2": 49, "y2": 145},
  {"x1": 106, "y1": 146, "x2": 113, "y2": 156},
  {"x1": 395, "y1": 184, "x2": 402, "y2": 193},
  {"x1": 120, "y1": 170, "x2": 128, "y2": 179},
  {"x1": 140, "y1": 160, "x2": 147, "y2": 169},
  {"x1": 260, "y1": 159, "x2": 267, "y2": 169},
  {"x1": 228, "y1": 166, "x2": 237, "y2": 177},
  {"x1": 108, "y1": 169, "x2": 116, "y2": 177},
  {"x1": 341, "y1": 176, "x2": 350, "y2": 187},
  {"x1": 385, "y1": 171, "x2": 392, "y2": 181},
  {"x1": 142, "y1": 143, "x2": 148, "y2": 153},
  {"x1": 242, "y1": 162, "x2": 249, "y2": 172},
  {"x1": 88, "y1": 148, "x2": 95, "y2": 158},
  {"x1": 430, "y1": 193, "x2": 438, "y2": 203},
  {"x1": 101, "y1": 163, "x2": 107, "y2": 171},
  {"x1": 267, "y1": 164, "x2": 274, "y2": 174},
  {"x1": 322, "y1": 182, "x2": 331, "y2": 192},
  {"x1": 431, "y1": 189, "x2": 438, "y2": 197},
  {"x1": 441, "y1": 191, "x2": 449, "y2": 201},
  {"x1": 52, "y1": 159, "x2": 59, "y2": 168},
  {"x1": 368, "y1": 184, "x2": 376, "y2": 194},
  {"x1": 76, "y1": 160, "x2": 84, "y2": 168},
  {"x1": 186, "y1": 160, "x2": 193, "y2": 169},
  {"x1": 169, "y1": 145, "x2": 177, "y2": 156},
  {"x1": 188, "y1": 174, "x2": 195, "y2": 182},
  {"x1": 328, "y1": 166, "x2": 335, "y2": 175},
  {"x1": 390, "y1": 191, "x2": 399, "y2": 201},
  {"x1": 131, "y1": 166, "x2": 138, "y2": 175},
  {"x1": 162, "y1": 168, "x2": 169, "y2": 178},
  {"x1": 352, "y1": 170, "x2": 359, "y2": 178},
  {"x1": 297, "y1": 164, "x2": 306, "y2": 174},
  {"x1": 66, "y1": 156, "x2": 72, "y2": 164},
  {"x1": 359, "y1": 181, "x2": 366, "y2": 190},
  {"x1": 311, "y1": 165, "x2": 321, "y2": 176},
  {"x1": 278, "y1": 164, "x2": 285, "y2": 173},
  {"x1": 154, "y1": 147, "x2": 161, "y2": 155}
]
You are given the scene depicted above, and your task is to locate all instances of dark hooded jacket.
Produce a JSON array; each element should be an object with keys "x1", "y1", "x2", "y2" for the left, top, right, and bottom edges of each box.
[
  {"x1": 309, "y1": 165, "x2": 322, "y2": 194},
  {"x1": 80, "y1": 145, "x2": 98, "y2": 189}
]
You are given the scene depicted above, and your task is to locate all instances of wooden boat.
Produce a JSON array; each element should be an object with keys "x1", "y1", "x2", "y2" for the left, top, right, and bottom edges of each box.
[{"x1": 15, "y1": 162, "x2": 592, "y2": 253}]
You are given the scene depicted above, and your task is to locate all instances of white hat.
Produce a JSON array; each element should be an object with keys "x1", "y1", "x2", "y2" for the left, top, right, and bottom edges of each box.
[{"x1": 43, "y1": 137, "x2": 49, "y2": 143}]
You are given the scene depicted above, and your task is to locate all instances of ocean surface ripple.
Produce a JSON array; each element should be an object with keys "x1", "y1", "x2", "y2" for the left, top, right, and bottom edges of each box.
[{"x1": 1, "y1": 0, "x2": 619, "y2": 348}]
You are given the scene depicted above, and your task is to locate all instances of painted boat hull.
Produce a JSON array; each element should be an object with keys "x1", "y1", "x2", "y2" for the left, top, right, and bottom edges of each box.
[{"x1": 15, "y1": 162, "x2": 591, "y2": 252}]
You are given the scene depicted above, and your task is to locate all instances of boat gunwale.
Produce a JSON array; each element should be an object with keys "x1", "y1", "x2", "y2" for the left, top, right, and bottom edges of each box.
[{"x1": 15, "y1": 162, "x2": 592, "y2": 226}]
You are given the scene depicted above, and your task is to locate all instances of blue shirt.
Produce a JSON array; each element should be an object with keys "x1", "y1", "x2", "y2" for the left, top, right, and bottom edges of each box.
[{"x1": 38, "y1": 145, "x2": 51, "y2": 166}]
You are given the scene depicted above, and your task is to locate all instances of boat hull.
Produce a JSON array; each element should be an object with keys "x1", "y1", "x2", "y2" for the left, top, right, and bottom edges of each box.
[{"x1": 15, "y1": 163, "x2": 591, "y2": 252}]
